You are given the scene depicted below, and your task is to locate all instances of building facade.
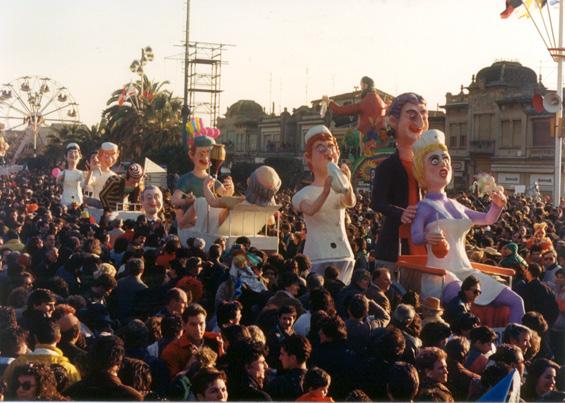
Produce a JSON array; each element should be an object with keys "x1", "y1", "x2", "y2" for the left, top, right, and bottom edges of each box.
[{"x1": 443, "y1": 61, "x2": 558, "y2": 193}]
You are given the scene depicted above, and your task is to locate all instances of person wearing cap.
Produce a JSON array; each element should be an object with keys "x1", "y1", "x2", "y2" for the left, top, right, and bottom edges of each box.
[
  {"x1": 57, "y1": 143, "x2": 85, "y2": 207},
  {"x1": 84, "y1": 142, "x2": 119, "y2": 200},
  {"x1": 410, "y1": 129, "x2": 525, "y2": 323},
  {"x1": 370, "y1": 93, "x2": 429, "y2": 263},
  {"x1": 421, "y1": 297, "x2": 448, "y2": 326},
  {"x1": 322, "y1": 76, "x2": 386, "y2": 136},
  {"x1": 292, "y1": 125, "x2": 355, "y2": 284},
  {"x1": 98, "y1": 162, "x2": 144, "y2": 212},
  {"x1": 172, "y1": 136, "x2": 234, "y2": 228}
]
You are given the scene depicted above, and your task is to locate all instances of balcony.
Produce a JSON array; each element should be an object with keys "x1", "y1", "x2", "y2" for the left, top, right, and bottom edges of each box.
[{"x1": 469, "y1": 140, "x2": 495, "y2": 155}]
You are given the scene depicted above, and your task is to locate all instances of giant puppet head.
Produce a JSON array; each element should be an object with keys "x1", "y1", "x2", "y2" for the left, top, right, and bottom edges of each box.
[
  {"x1": 189, "y1": 136, "x2": 215, "y2": 172},
  {"x1": 141, "y1": 185, "x2": 164, "y2": 220},
  {"x1": 413, "y1": 130, "x2": 451, "y2": 192},
  {"x1": 388, "y1": 92, "x2": 429, "y2": 149},
  {"x1": 98, "y1": 142, "x2": 119, "y2": 171},
  {"x1": 303, "y1": 125, "x2": 339, "y2": 177},
  {"x1": 65, "y1": 143, "x2": 81, "y2": 170}
]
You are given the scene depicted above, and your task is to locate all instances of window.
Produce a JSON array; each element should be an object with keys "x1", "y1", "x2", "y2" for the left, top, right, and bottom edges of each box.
[
  {"x1": 532, "y1": 119, "x2": 553, "y2": 147},
  {"x1": 474, "y1": 114, "x2": 494, "y2": 140},
  {"x1": 460, "y1": 123, "x2": 468, "y2": 147},
  {"x1": 448, "y1": 122, "x2": 467, "y2": 148},
  {"x1": 501, "y1": 119, "x2": 522, "y2": 148}
]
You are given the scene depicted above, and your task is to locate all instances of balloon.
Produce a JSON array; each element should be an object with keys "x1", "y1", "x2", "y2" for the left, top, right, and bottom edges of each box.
[
  {"x1": 214, "y1": 128, "x2": 221, "y2": 138},
  {"x1": 51, "y1": 167, "x2": 61, "y2": 178},
  {"x1": 205, "y1": 127, "x2": 213, "y2": 136}
]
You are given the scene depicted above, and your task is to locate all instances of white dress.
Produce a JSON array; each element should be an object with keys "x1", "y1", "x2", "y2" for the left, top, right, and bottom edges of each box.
[
  {"x1": 87, "y1": 169, "x2": 116, "y2": 199},
  {"x1": 59, "y1": 169, "x2": 85, "y2": 207},
  {"x1": 292, "y1": 185, "x2": 354, "y2": 284},
  {"x1": 419, "y1": 198, "x2": 505, "y2": 305}
]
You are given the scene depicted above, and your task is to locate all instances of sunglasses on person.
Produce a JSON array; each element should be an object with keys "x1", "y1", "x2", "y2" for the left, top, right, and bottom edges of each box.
[
  {"x1": 17, "y1": 381, "x2": 36, "y2": 391},
  {"x1": 471, "y1": 288, "x2": 482, "y2": 295}
]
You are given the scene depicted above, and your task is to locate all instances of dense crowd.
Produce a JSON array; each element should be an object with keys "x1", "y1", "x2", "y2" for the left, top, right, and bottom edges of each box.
[{"x1": 0, "y1": 168, "x2": 563, "y2": 401}]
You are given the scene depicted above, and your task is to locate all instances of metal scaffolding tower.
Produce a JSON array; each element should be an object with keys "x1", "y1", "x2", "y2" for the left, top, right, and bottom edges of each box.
[{"x1": 169, "y1": 41, "x2": 233, "y2": 127}]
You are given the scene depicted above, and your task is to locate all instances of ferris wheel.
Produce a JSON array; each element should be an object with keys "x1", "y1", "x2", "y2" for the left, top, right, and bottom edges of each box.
[{"x1": 0, "y1": 76, "x2": 80, "y2": 161}]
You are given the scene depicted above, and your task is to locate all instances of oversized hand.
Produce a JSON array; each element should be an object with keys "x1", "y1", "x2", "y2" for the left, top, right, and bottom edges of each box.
[
  {"x1": 400, "y1": 204, "x2": 418, "y2": 224},
  {"x1": 203, "y1": 176, "x2": 215, "y2": 189},
  {"x1": 340, "y1": 163, "x2": 351, "y2": 181},
  {"x1": 425, "y1": 230, "x2": 446, "y2": 245},
  {"x1": 491, "y1": 189, "x2": 507, "y2": 208},
  {"x1": 222, "y1": 176, "x2": 234, "y2": 196}
]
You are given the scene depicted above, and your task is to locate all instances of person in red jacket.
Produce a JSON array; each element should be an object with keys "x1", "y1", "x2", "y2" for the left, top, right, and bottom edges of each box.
[{"x1": 324, "y1": 76, "x2": 386, "y2": 136}]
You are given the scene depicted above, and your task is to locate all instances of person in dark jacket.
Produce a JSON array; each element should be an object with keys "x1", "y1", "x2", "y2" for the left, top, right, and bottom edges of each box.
[
  {"x1": 444, "y1": 275, "x2": 481, "y2": 325},
  {"x1": 415, "y1": 347, "x2": 454, "y2": 402},
  {"x1": 265, "y1": 335, "x2": 310, "y2": 401},
  {"x1": 517, "y1": 263, "x2": 558, "y2": 326},
  {"x1": 371, "y1": 92, "x2": 429, "y2": 262},
  {"x1": 445, "y1": 336, "x2": 480, "y2": 401},
  {"x1": 65, "y1": 335, "x2": 143, "y2": 401},
  {"x1": 226, "y1": 340, "x2": 271, "y2": 401}
]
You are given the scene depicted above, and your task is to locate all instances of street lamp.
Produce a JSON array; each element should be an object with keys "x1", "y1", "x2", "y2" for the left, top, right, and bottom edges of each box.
[{"x1": 130, "y1": 46, "x2": 154, "y2": 97}]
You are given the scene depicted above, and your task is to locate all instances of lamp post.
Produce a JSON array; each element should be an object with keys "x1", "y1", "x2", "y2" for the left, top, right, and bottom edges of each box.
[{"x1": 129, "y1": 46, "x2": 154, "y2": 100}]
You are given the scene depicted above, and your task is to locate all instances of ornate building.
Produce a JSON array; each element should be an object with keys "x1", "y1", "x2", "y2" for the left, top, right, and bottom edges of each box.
[{"x1": 443, "y1": 61, "x2": 557, "y2": 193}]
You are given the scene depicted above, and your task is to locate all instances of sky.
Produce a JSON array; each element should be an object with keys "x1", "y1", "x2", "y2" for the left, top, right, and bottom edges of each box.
[{"x1": 0, "y1": 0, "x2": 560, "y2": 127}]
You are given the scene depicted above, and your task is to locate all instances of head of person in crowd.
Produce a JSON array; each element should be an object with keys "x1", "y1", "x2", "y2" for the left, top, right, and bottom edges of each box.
[
  {"x1": 522, "y1": 358, "x2": 560, "y2": 400},
  {"x1": 416, "y1": 347, "x2": 449, "y2": 385},
  {"x1": 26, "y1": 288, "x2": 56, "y2": 317},
  {"x1": 503, "y1": 323, "x2": 532, "y2": 356},
  {"x1": 88, "y1": 335, "x2": 126, "y2": 375},
  {"x1": 420, "y1": 321, "x2": 451, "y2": 348},
  {"x1": 450, "y1": 312, "x2": 480, "y2": 338},
  {"x1": 490, "y1": 343, "x2": 526, "y2": 379},
  {"x1": 391, "y1": 303, "x2": 416, "y2": 330},
  {"x1": 277, "y1": 304, "x2": 297, "y2": 334},
  {"x1": 469, "y1": 326, "x2": 497, "y2": 355},
  {"x1": 522, "y1": 311, "x2": 549, "y2": 338},
  {"x1": 278, "y1": 271, "x2": 302, "y2": 297},
  {"x1": 445, "y1": 336, "x2": 470, "y2": 365},
  {"x1": 279, "y1": 334, "x2": 311, "y2": 370},
  {"x1": 191, "y1": 367, "x2": 228, "y2": 402},
  {"x1": 164, "y1": 287, "x2": 190, "y2": 316},
  {"x1": 231, "y1": 340, "x2": 269, "y2": 389},
  {"x1": 318, "y1": 315, "x2": 347, "y2": 343},
  {"x1": 0, "y1": 326, "x2": 27, "y2": 358},
  {"x1": 386, "y1": 361, "x2": 420, "y2": 401},
  {"x1": 347, "y1": 294, "x2": 369, "y2": 321},
  {"x1": 351, "y1": 269, "x2": 371, "y2": 291},
  {"x1": 387, "y1": 92, "x2": 428, "y2": 148},
  {"x1": 216, "y1": 300, "x2": 243, "y2": 329},
  {"x1": 182, "y1": 303, "x2": 207, "y2": 345},
  {"x1": 368, "y1": 327, "x2": 406, "y2": 363},
  {"x1": 6, "y1": 361, "x2": 62, "y2": 401},
  {"x1": 460, "y1": 275, "x2": 481, "y2": 303},
  {"x1": 118, "y1": 357, "x2": 152, "y2": 398},
  {"x1": 302, "y1": 367, "x2": 332, "y2": 398},
  {"x1": 372, "y1": 267, "x2": 392, "y2": 292}
]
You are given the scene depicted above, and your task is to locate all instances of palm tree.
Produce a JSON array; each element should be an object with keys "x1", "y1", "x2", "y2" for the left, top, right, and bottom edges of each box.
[
  {"x1": 103, "y1": 75, "x2": 183, "y2": 161},
  {"x1": 44, "y1": 121, "x2": 106, "y2": 165}
]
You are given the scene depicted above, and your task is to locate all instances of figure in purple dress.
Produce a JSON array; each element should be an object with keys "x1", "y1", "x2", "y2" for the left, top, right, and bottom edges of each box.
[{"x1": 410, "y1": 130, "x2": 524, "y2": 323}]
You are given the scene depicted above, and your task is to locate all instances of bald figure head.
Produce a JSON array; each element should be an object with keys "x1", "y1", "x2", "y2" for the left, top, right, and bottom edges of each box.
[{"x1": 245, "y1": 165, "x2": 281, "y2": 206}]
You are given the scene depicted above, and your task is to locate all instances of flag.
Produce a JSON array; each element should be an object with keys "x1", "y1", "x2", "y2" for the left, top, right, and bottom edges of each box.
[
  {"x1": 118, "y1": 85, "x2": 127, "y2": 106},
  {"x1": 501, "y1": 0, "x2": 524, "y2": 18},
  {"x1": 118, "y1": 82, "x2": 137, "y2": 106},
  {"x1": 478, "y1": 369, "x2": 521, "y2": 402}
]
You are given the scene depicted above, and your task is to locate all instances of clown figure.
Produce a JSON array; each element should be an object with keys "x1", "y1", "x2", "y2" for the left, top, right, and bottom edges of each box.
[
  {"x1": 410, "y1": 129, "x2": 525, "y2": 323},
  {"x1": 57, "y1": 143, "x2": 85, "y2": 207},
  {"x1": 292, "y1": 125, "x2": 356, "y2": 284}
]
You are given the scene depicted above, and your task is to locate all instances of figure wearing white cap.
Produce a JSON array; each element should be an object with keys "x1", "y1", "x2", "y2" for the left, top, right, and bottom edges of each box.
[
  {"x1": 292, "y1": 125, "x2": 356, "y2": 284},
  {"x1": 57, "y1": 143, "x2": 85, "y2": 207},
  {"x1": 410, "y1": 129, "x2": 524, "y2": 323},
  {"x1": 84, "y1": 142, "x2": 120, "y2": 200}
]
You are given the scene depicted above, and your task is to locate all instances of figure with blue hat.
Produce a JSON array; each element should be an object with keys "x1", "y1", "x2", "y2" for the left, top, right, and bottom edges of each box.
[{"x1": 172, "y1": 135, "x2": 234, "y2": 229}]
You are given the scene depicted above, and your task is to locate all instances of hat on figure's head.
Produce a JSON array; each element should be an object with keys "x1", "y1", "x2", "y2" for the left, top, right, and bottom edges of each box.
[
  {"x1": 127, "y1": 163, "x2": 144, "y2": 180},
  {"x1": 192, "y1": 135, "x2": 215, "y2": 149},
  {"x1": 305, "y1": 125, "x2": 333, "y2": 145},
  {"x1": 66, "y1": 143, "x2": 80, "y2": 152},
  {"x1": 101, "y1": 142, "x2": 118, "y2": 152},
  {"x1": 412, "y1": 129, "x2": 446, "y2": 157}
]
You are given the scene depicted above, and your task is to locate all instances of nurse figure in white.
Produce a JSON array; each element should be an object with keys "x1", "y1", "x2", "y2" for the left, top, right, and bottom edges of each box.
[
  {"x1": 58, "y1": 143, "x2": 85, "y2": 207},
  {"x1": 292, "y1": 125, "x2": 356, "y2": 284}
]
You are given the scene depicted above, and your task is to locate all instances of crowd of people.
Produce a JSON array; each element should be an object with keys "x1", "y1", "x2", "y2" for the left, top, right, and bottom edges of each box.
[{"x1": 0, "y1": 165, "x2": 563, "y2": 402}]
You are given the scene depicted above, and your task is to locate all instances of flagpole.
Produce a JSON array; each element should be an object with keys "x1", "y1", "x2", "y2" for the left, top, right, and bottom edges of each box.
[{"x1": 555, "y1": 0, "x2": 563, "y2": 208}]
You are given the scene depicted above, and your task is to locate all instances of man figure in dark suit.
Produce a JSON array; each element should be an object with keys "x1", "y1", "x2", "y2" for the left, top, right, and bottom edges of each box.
[{"x1": 371, "y1": 93, "x2": 429, "y2": 262}]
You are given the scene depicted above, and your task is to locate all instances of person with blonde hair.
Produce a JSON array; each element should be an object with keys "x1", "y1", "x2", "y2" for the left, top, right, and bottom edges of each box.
[
  {"x1": 0, "y1": 135, "x2": 10, "y2": 165},
  {"x1": 410, "y1": 129, "x2": 524, "y2": 323}
]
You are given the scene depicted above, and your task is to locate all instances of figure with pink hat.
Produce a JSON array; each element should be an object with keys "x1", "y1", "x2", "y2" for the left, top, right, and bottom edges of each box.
[{"x1": 292, "y1": 125, "x2": 356, "y2": 284}]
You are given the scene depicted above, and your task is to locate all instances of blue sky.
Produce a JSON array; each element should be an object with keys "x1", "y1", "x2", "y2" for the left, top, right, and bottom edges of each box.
[{"x1": 1, "y1": 0, "x2": 558, "y2": 126}]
